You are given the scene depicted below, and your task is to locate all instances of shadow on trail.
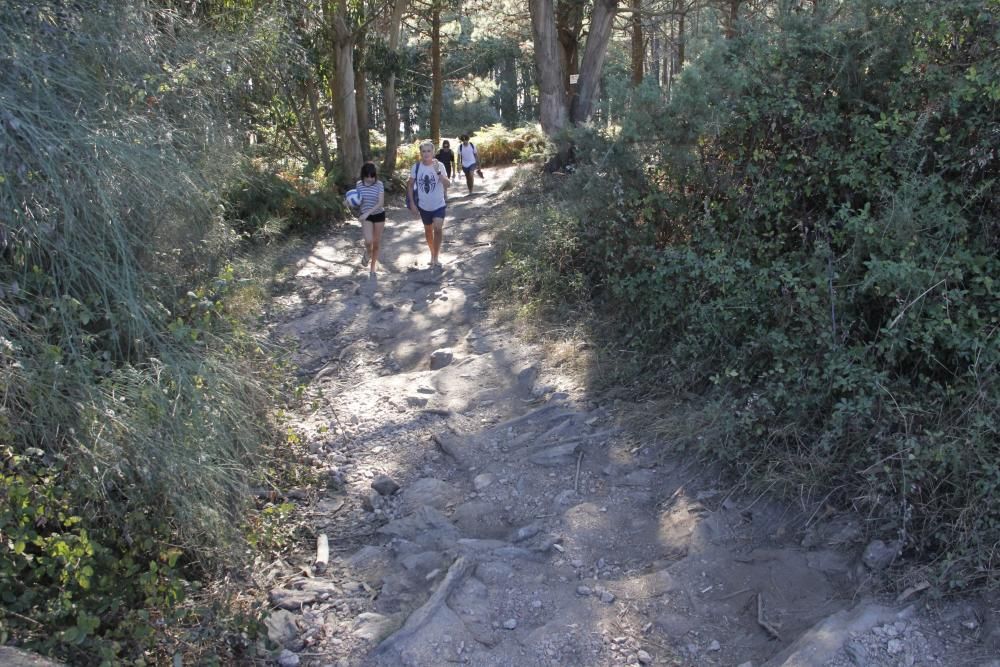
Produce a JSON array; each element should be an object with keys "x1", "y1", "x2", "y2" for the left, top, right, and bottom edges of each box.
[{"x1": 263, "y1": 167, "x2": 868, "y2": 667}]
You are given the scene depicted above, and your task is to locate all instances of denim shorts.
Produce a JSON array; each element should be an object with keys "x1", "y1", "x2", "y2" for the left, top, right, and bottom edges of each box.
[{"x1": 418, "y1": 206, "x2": 446, "y2": 225}]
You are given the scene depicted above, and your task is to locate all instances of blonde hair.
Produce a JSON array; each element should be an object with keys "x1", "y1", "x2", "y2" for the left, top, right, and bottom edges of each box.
[{"x1": 419, "y1": 140, "x2": 435, "y2": 152}]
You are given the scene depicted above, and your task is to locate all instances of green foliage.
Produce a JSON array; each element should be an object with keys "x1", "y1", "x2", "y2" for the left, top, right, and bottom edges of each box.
[
  {"x1": 472, "y1": 124, "x2": 550, "y2": 165},
  {"x1": 225, "y1": 160, "x2": 346, "y2": 241},
  {"x1": 397, "y1": 124, "x2": 549, "y2": 172},
  {"x1": 1, "y1": 1, "x2": 281, "y2": 659},
  {"x1": 495, "y1": 0, "x2": 999, "y2": 588}
]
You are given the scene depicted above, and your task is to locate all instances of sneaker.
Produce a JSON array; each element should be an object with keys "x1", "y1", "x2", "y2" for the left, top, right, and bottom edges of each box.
[{"x1": 369, "y1": 270, "x2": 376, "y2": 280}]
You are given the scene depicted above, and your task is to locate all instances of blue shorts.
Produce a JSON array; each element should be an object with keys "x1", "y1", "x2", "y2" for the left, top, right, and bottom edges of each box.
[
  {"x1": 462, "y1": 162, "x2": 478, "y2": 174},
  {"x1": 418, "y1": 206, "x2": 446, "y2": 225}
]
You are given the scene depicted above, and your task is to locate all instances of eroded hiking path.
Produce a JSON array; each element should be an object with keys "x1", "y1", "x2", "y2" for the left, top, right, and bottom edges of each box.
[{"x1": 261, "y1": 168, "x2": 998, "y2": 667}]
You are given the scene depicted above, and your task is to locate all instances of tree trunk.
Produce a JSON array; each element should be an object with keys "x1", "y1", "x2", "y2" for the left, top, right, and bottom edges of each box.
[
  {"x1": 529, "y1": 0, "x2": 569, "y2": 139},
  {"x1": 724, "y1": 0, "x2": 741, "y2": 39},
  {"x1": 328, "y1": 1, "x2": 362, "y2": 186},
  {"x1": 571, "y1": 0, "x2": 618, "y2": 124},
  {"x1": 355, "y1": 37, "x2": 372, "y2": 161},
  {"x1": 630, "y1": 0, "x2": 644, "y2": 86},
  {"x1": 556, "y1": 0, "x2": 584, "y2": 101},
  {"x1": 381, "y1": 0, "x2": 406, "y2": 174},
  {"x1": 500, "y1": 50, "x2": 518, "y2": 127},
  {"x1": 305, "y1": 76, "x2": 332, "y2": 171},
  {"x1": 651, "y1": 30, "x2": 660, "y2": 87},
  {"x1": 430, "y1": 5, "x2": 442, "y2": 145},
  {"x1": 677, "y1": 9, "x2": 686, "y2": 71}
]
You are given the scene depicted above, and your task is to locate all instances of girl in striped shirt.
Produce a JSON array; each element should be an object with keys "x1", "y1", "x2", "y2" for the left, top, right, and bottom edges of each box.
[{"x1": 356, "y1": 162, "x2": 385, "y2": 278}]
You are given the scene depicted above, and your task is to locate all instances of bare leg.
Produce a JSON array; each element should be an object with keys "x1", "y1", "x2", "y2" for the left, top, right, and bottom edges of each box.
[
  {"x1": 431, "y1": 217, "x2": 444, "y2": 266},
  {"x1": 362, "y1": 220, "x2": 374, "y2": 265},
  {"x1": 423, "y1": 223, "x2": 435, "y2": 265},
  {"x1": 465, "y1": 168, "x2": 474, "y2": 194},
  {"x1": 370, "y1": 222, "x2": 384, "y2": 273}
]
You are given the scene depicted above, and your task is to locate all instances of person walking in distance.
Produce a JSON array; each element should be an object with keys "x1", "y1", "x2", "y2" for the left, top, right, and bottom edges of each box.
[
  {"x1": 356, "y1": 162, "x2": 385, "y2": 279},
  {"x1": 458, "y1": 134, "x2": 479, "y2": 195},
  {"x1": 407, "y1": 140, "x2": 450, "y2": 269},
  {"x1": 435, "y1": 139, "x2": 456, "y2": 179}
]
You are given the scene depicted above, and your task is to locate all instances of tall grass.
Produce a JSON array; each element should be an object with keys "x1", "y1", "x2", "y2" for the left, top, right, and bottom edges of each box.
[{"x1": 1, "y1": 1, "x2": 281, "y2": 656}]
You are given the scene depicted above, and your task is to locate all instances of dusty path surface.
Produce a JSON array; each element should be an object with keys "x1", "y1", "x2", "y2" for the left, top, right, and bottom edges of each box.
[{"x1": 259, "y1": 167, "x2": 999, "y2": 667}]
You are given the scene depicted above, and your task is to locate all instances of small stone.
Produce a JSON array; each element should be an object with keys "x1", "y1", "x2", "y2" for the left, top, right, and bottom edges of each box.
[
  {"x1": 601, "y1": 591, "x2": 616, "y2": 604},
  {"x1": 576, "y1": 585, "x2": 592, "y2": 596},
  {"x1": 862, "y1": 539, "x2": 901, "y2": 571},
  {"x1": 708, "y1": 639, "x2": 721, "y2": 651},
  {"x1": 371, "y1": 475, "x2": 400, "y2": 496},
  {"x1": 531, "y1": 600, "x2": 543, "y2": 609},
  {"x1": 637, "y1": 650, "x2": 652, "y2": 664},
  {"x1": 503, "y1": 618, "x2": 518, "y2": 630},
  {"x1": 278, "y1": 649, "x2": 300, "y2": 667},
  {"x1": 887, "y1": 639, "x2": 904, "y2": 655},
  {"x1": 845, "y1": 639, "x2": 868, "y2": 666},
  {"x1": 430, "y1": 348, "x2": 454, "y2": 370},
  {"x1": 737, "y1": 662, "x2": 753, "y2": 667},
  {"x1": 473, "y1": 473, "x2": 496, "y2": 491},
  {"x1": 571, "y1": 559, "x2": 584, "y2": 568}
]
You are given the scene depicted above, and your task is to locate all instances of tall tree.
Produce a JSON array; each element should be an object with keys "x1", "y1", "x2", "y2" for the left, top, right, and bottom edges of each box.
[
  {"x1": 354, "y1": 4, "x2": 372, "y2": 161},
  {"x1": 570, "y1": 0, "x2": 618, "y2": 124},
  {"x1": 382, "y1": 0, "x2": 406, "y2": 173},
  {"x1": 325, "y1": 0, "x2": 363, "y2": 185},
  {"x1": 429, "y1": 3, "x2": 443, "y2": 144},
  {"x1": 630, "y1": 0, "x2": 644, "y2": 85},
  {"x1": 529, "y1": 0, "x2": 569, "y2": 138}
]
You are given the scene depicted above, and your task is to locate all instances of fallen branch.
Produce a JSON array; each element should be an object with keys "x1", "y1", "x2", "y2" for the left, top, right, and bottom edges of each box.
[
  {"x1": 377, "y1": 556, "x2": 473, "y2": 655},
  {"x1": 757, "y1": 593, "x2": 782, "y2": 640},
  {"x1": 574, "y1": 451, "x2": 584, "y2": 494},
  {"x1": 314, "y1": 534, "x2": 329, "y2": 574}
]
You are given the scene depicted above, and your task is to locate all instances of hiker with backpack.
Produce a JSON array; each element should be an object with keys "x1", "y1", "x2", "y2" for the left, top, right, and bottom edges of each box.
[
  {"x1": 407, "y1": 140, "x2": 451, "y2": 270},
  {"x1": 458, "y1": 134, "x2": 483, "y2": 195},
  {"x1": 435, "y1": 139, "x2": 456, "y2": 179}
]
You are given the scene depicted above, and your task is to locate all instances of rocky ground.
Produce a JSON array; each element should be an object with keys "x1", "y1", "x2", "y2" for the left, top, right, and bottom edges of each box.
[{"x1": 255, "y1": 166, "x2": 1000, "y2": 667}]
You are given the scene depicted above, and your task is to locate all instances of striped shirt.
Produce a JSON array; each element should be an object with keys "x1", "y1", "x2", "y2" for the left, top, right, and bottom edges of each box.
[{"x1": 355, "y1": 180, "x2": 384, "y2": 216}]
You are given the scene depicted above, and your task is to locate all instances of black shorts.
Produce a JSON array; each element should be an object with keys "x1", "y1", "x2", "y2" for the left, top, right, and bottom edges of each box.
[{"x1": 366, "y1": 211, "x2": 386, "y2": 223}]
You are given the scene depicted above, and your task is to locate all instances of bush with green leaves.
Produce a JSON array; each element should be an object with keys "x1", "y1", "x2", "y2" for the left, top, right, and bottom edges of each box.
[
  {"x1": 1, "y1": 1, "x2": 281, "y2": 659},
  {"x1": 495, "y1": 1, "x2": 998, "y2": 588}
]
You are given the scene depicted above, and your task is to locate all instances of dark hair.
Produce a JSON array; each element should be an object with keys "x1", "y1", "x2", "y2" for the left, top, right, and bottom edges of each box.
[
  {"x1": 460, "y1": 134, "x2": 469, "y2": 142},
  {"x1": 441, "y1": 140, "x2": 450, "y2": 148},
  {"x1": 360, "y1": 162, "x2": 377, "y2": 179}
]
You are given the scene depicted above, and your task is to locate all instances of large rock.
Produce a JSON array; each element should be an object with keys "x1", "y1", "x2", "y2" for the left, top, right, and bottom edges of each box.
[
  {"x1": 353, "y1": 612, "x2": 403, "y2": 642},
  {"x1": 265, "y1": 609, "x2": 300, "y2": 648},
  {"x1": 372, "y1": 475, "x2": 401, "y2": 496},
  {"x1": 452, "y1": 500, "x2": 510, "y2": 539},
  {"x1": 399, "y1": 478, "x2": 460, "y2": 513},
  {"x1": 765, "y1": 601, "x2": 914, "y2": 666},
  {"x1": 378, "y1": 505, "x2": 459, "y2": 550}
]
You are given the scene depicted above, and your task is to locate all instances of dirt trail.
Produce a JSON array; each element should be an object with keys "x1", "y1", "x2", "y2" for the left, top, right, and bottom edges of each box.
[{"x1": 261, "y1": 167, "x2": 999, "y2": 667}]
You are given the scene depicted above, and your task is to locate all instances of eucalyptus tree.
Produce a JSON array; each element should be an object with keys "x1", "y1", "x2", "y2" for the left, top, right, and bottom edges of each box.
[
  {"x1": 531, "y1": 0, "x2": 620, "y2": 164},
  {"x1": 382, "y1": 0, "x2": 407, "y2": 172}
]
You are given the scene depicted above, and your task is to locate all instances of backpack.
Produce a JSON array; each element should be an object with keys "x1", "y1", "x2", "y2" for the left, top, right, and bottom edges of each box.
[{"x1": 410, "y1": 161, "x2": 421, "y2": 207}]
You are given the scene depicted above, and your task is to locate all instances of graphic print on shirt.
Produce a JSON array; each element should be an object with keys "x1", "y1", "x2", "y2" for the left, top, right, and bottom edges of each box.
[{"x1": 417, "y1": 165, "x2": 438, "y2": 196}]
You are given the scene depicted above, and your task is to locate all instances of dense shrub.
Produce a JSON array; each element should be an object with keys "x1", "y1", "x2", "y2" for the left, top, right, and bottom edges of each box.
[
  {"x1": 494, "y1": 1, "x2": 998, "y2": 588},
  {"x1": 225, "y1": 161, "x2": 346, "y2": 241},
  {"x1": 1, "y1": 1, "x2": 279, "y2": 658}
]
